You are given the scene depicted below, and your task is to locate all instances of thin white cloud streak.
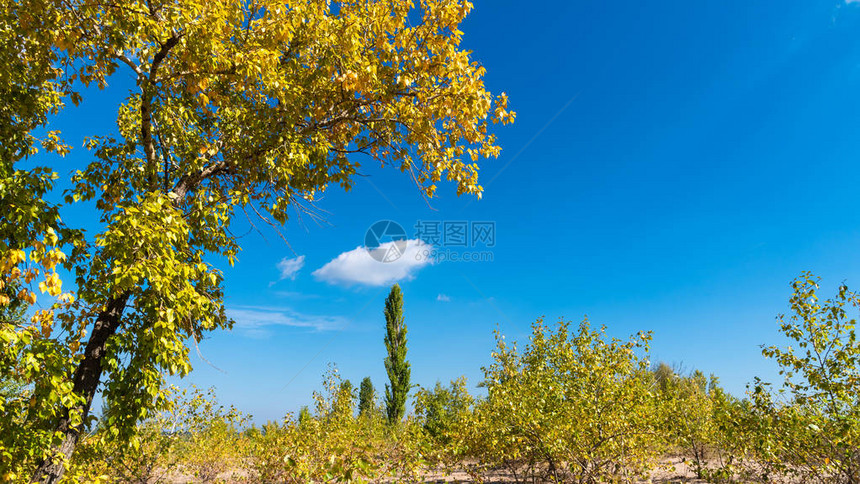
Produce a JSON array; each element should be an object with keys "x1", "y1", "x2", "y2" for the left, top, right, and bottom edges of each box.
[
  {"x1": 227, "y1": 306, "x2": 347, "y2": 334},
  {"x1": 436, "y1": 294, "x2": 451, "y2": 302},
  {"x1": 312, "y1": 239, "x2": 434, "y2": 286}
]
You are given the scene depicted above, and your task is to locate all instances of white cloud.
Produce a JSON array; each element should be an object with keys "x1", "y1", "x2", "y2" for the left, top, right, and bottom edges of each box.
[
  {"x1": 313, "y1": 239, "x2": 434, "y2": 286},
  {"x1": 227, "y1": 305, "x2": 347, "y2": 334},
  {"x1": 436, "y1": 294, "x2": 451, "y2": 302},
  {"x1": 276, "y1": 255, "x2": 305, "y2": 281}
]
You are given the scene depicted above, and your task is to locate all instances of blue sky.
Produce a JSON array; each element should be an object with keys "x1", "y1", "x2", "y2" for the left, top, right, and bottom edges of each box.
[{"x1": 32, "y1": 0, "x2": 860, "y2": 422}]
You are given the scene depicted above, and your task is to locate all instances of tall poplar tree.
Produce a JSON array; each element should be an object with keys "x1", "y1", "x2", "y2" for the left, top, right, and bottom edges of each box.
[{"x1": 383, "y1": 284, "x2": 410, "y2": 424}]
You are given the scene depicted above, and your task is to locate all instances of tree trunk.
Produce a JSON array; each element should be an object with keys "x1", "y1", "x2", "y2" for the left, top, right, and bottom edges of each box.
[
  {"x1": 28, "y1": 154, "x2": 217, "y2": 483},
  {"x1": 31, "y1": 293, "x2": 129, "y2": 484}
]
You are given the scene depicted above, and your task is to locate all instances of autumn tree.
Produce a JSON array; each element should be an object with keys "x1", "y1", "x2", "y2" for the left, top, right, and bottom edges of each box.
[
  {"x1": 414, "y1": 377, "x2": 473, "y2": 443},
  {"x1": 384, "y1": 284, "x2": 410, "y2": 424},
  {"x1": 461, "y1": 318, "x2": 658, "y2": 482},
  {"x1": 358, "y1": 376, "x2": 375, "y2": 417},
  {"x1": 759, "y1": 273, "x2": 860, "y2": 482},
  {"x1": 0, "y1": 0, "x2": 512, "y2": 481},
  {"x1": 655, "y1": 365, "x2": 724, "y2": 478},
  {"x1": 336, "y1": 379, "x2": 355, "y2": 417}
]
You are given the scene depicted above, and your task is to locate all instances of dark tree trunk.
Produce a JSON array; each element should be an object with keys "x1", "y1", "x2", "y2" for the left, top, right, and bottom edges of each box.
[{"x1": 31, "y1": 293, "x2": 129, "y2": 484}]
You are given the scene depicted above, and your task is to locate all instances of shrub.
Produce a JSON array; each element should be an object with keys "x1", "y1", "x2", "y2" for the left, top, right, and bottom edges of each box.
[
  {"x1": 245, "y1": 366, "x2": 427, "y2": 483},
  {"x1": 655, "y1": 365, "x2": 723, "y2": 477},
  {"x1": 755, "y1": 273, "x2": 860, "y2": 483},
  {"x1": 69, "y1": 386, "x2": 247, "y2": 484},
  {"x1": 414, "y1": 376, "x2": 473, "y2": 445},
  {"x1": 173, "y1": 387, "x2": 249, "y2": 482},
  {"x1": 704, "y1": 274, "x2": 860, "y2": 483},
  {"x1": 460, "y1": 318, "x2": 658, "y2": 483}
]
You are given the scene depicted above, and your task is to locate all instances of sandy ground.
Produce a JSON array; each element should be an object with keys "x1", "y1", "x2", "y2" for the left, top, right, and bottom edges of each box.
[
  {"x1": 413, "y1": 458, "x2": 709, "y2": 483},
  {"x1": 188, "y1": 457, "x2": 713, "y2": 483}
]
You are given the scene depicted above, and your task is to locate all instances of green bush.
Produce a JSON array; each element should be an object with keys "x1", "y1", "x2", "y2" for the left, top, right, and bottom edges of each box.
[
  {"x1": 358, "y1": 377, "x2": 376, "y2": 418},
  {"x1": 414, "y1": 376, "x2": 473, "y2": 445},
  {"x1": 654, "y1": 364, "x2": 725, "y2": 477},
  {"x1": 755, "y1": 274, "x2": 860, "y2": 483},
  {"x1": 71, "y1": 385, "x2": 246, "y2": 484},
  {"x1": 246, "y1": 367, "x2": 427, "y2": 483},
  {"x1": 458, "y1": 318, "x2": 659, "y2": 483}
]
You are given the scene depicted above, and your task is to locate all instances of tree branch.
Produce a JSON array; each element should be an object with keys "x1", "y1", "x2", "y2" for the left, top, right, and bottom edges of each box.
[{"x1": 141, "y1": 34, "x2": 181, "y2": 182}]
